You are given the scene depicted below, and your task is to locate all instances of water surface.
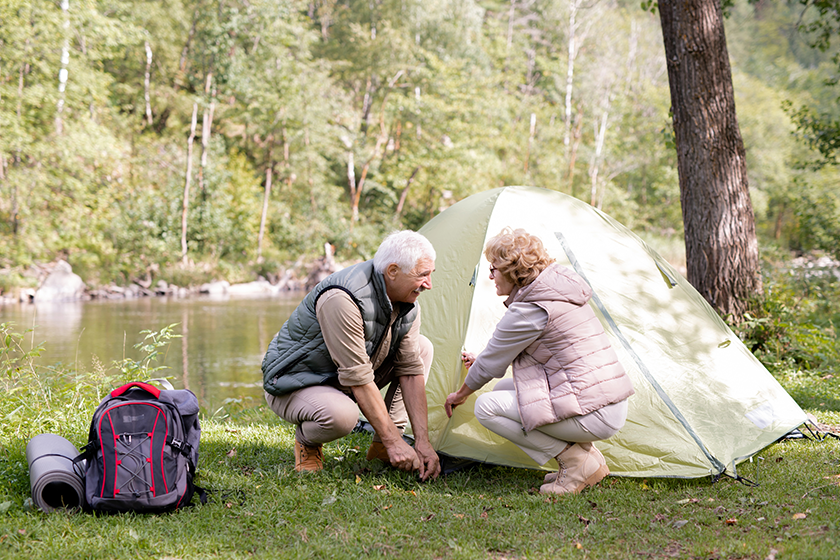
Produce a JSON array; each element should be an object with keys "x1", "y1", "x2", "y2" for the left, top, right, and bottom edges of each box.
[{"x1": 0, "y1": 295, "x2": 303, "y2": 411}]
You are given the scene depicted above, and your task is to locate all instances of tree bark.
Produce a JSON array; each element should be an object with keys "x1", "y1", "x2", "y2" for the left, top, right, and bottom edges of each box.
[
  {"x1": 144, "y1": 41, "x2": 154, "y2": 126},
  {"x1": 181, "y1": 103, "x2": 198, "y2": 264},
  {"x1": 659, "y1": 0, "x2": 762, "y2": 320},
  {"x1": 395, "y1": 166, "x2": 421, "y2": 219},
  {"x1": 55, "y1": 0, "x2": 70, "y2": 136},
  {"x1": 198, "y1": 73, "x2": 215, "y2": 197},
  {"x1": 257, "y1": 165, "x2": 273, "y2": 262}
]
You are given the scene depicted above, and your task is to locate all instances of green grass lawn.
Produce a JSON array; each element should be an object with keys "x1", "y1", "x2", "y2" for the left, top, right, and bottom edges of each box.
[
  {"x1": 2, "y1": 279, "x2": 840, "y2": 560},
  {"x1": 2, "y1": 390, "x2": 839, "y2": 559}
]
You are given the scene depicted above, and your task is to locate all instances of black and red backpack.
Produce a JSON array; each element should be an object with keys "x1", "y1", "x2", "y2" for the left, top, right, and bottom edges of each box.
[{"x1": 76, "y1": 381, "x2": 202, "y2": 513}]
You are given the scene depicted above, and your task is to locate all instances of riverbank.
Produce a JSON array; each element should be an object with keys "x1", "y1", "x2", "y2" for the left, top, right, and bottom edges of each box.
[
  {"x1": 0, "y1": 250, "x2": 346, "y2": 306},
  {"x1": 4, "y1": 250, "x2": 838, "y2": 307}
]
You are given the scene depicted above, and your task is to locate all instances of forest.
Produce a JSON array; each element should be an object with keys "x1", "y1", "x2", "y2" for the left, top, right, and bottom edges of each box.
[{"x1": 1, "y1": 0, "x2": 839, "y2": 291}]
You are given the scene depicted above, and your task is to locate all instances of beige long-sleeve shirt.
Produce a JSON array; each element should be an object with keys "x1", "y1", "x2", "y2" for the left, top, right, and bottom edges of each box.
[{"x1": 315, "y1": 288, "x2": 425, "y2": 388}]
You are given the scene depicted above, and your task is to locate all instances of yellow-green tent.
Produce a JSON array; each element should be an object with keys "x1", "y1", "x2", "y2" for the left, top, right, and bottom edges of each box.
[{"x1": 418, "y1": 186, "x2": 806, "y2": 479}]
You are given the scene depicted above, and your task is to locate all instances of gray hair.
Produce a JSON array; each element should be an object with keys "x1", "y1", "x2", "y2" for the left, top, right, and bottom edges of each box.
[{"x1": 373, "y1": 230, "x2": 436, "y2": 273}]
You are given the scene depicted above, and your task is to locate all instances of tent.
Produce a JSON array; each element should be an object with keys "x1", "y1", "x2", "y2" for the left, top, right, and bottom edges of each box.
[{"x1": 418, "y1": 186, "x2": 807, "y2": 479}]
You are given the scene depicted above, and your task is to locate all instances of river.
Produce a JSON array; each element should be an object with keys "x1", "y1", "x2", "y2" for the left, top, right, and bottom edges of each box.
[{"x1": 0, "y1": 294, "x2": 303, "y2": 411}]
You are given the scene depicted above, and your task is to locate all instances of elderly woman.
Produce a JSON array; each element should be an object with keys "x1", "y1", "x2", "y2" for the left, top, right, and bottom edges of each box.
[{"x1": 445, "y1": 228, "x2": 634, "y2": 495}]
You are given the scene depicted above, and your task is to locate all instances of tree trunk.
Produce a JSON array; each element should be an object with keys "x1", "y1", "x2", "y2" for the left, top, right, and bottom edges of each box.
[
  {"x1": 589, "y1": 89, "x2": 612, "y2": 208},
  {"x1": 55, "y1": 0, "x2": 70, "y2": 136},
  {"x1": 567, "y1": 106, "x2": 584, "y2": 196},
  {"x1": 525, "y1": 113, "x2": 536, "y2": 176},
  {"x1": 563, "y1": 0, "x2": 579, "y2": 153},
  {"x1": 181, "y1": 103, "x2": 198, "y2": 264},
  {"x1": 257, "y1": 165, "x2": 273, "y2": 262},
  {"x1": 176, "y1": 10, "x2": 198, "y2": 91},
  {"x1": 395, "y1": 166, "x2": 421, "y2": 219},
  {"x1": 144, "y1": 41, "x2": 154, "y2": 126},
  {"x1": 659, "y1": 0, "x2": 762, "y2": 320},
  {"x1": 198, "y1": 73, "x2": 215, "y2": 197}
]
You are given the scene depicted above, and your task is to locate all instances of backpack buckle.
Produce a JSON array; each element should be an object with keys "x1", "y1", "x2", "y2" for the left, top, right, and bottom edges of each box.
[{"x1": 170, "y1": 439, "x2": 193, "y2": 456}]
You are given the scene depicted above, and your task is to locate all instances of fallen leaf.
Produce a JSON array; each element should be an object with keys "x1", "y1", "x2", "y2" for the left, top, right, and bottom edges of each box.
[
  {"x1": 454, "y1": 513, "x2": 464, "y2": 519},
  {"x1": 355, "y1": 475, "x2": 361, "y2": 484},
  {"x1": 373, "y1": 484, "x2": 386, "y2": 491},
  {"x1": 792, "y1": 513, "x2": 807, "y2": 520},
  {"x1": 421, "y1": 513, "x2": 436, "y2": 522},
  {"x1": 382, "y1": 504, "x2": 391, "y2": 510},
  {"x1": 408, "y1": 490, "x2": 416, "y2": 496},
  {"x1": 578, "y1": 515, "x2": 591, "y2": 526},
  {"x1": 18, "y1": 529, "x2": 25, "y2": 535},
  {"x1": 574, "y1": 542, "x2": 583, "y2": 549},
  {"x1": 724, "y1": 518, "x2": 738, "y2": 525},
  {"x1": 226, "y1": 448, "x2": 236, "y2": 457},
  {"x1": 480, "y1": 511, "x2": 489, "y2": 519},
  {"x1": 672, "y1": 520, "x2": 688, "y2": 529}
]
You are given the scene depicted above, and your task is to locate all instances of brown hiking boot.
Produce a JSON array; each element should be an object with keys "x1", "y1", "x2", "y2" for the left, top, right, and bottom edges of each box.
[
  {"x1": 540, "y1": 442, "x2": 609, "y2": 495},
  {"x1": 295, "y1": 439, "x2": 323, "y2": 472},
  {"x1": 366, "y1": 440, "x2": 391, "y2": 464}
]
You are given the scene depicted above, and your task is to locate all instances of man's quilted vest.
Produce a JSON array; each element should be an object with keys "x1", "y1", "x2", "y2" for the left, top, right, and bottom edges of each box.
[{"x1": 261, "y1": 260, "x2": 418, "y2": 396}]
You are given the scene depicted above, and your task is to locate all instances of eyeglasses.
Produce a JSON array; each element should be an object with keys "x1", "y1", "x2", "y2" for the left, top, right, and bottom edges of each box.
[{"x1": 489, "y1": 266, "x2": 498, "y2": 276}]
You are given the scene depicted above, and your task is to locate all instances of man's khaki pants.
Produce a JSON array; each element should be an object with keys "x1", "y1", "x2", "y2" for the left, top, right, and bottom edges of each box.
[{"x1": 264, "y1": 335, "x2": 433, "y2": 447}]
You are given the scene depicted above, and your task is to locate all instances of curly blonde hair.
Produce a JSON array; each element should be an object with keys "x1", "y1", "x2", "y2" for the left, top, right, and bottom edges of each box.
[{"x1": 484, "y1": 228, "x2": 555, "y2": 287}]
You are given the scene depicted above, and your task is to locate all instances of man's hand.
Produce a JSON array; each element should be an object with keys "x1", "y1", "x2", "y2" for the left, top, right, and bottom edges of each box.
[
  {"x1": 413, "y1": 438, "x2": 441, "y2": 481},
  {"x1": 384, "y1": 438, "x2": 421, "y2": 472}
]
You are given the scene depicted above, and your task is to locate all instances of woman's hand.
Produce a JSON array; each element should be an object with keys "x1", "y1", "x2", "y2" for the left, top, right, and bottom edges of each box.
[
  {"x1": 444, "y1": 384, "x2": 474, "y2": 418},
  {"x1": 461, "y1": 351, "x2": 477, "y2": 369}
]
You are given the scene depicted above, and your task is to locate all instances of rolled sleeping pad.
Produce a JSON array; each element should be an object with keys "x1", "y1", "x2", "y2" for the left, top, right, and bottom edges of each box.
[{"x1": 26, "y1": 433, "x2": 86, "y2": 512}]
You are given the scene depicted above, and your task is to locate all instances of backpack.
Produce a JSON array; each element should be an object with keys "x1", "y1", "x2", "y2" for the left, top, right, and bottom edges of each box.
[{"x1": 77, "y1": 381, "x2": 202, "y2": 513}]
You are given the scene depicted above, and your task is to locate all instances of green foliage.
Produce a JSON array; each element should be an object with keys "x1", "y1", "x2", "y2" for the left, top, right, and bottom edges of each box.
[
  {"x1": 1, "y1": 323, "x2": 45, "y2": 379},
  {"x1": 732, "y1": 251, "x2": 840, "y2": 373},
  {"x1": 1, "y1": 0, "x2": 840, "y2": 289},
  {"x1": 0, "y1": 323, "x2": 182, "y2": 442},
  {"x1": 113, "y1": 324, "x2": 181, "y2": 380},
  {"x1": 785, "y1": 101, "x2": 840, "y2": 168}
]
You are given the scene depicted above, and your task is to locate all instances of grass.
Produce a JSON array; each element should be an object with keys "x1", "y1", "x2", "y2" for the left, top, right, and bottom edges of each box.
[
  {"x1": 2, "y1": 409, "x2": 839, "y2": 560},
  {"x1": 1, "y1": 255, "x2": 839, "y2": 560}
]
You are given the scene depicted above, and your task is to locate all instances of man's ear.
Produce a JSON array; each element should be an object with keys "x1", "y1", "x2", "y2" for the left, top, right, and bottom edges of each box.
[{"x1": 385, "y1": 263, "x2": 401, "y2": 280}]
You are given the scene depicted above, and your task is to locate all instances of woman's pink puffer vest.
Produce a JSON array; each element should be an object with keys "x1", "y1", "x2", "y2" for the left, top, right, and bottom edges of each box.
[{"x1": 511, "y1": 263, "x2": 635, "y2": 432}]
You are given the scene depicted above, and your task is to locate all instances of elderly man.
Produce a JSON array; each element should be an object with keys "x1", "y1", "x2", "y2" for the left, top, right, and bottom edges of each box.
[{"x1": 262, "y1": 230, "x2": 441, "y2": 481}]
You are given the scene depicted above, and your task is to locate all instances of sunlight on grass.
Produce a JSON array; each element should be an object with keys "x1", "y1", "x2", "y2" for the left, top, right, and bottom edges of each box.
[{"x1": 1, "y1": 259, "x2": 839, "y2": 559}]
